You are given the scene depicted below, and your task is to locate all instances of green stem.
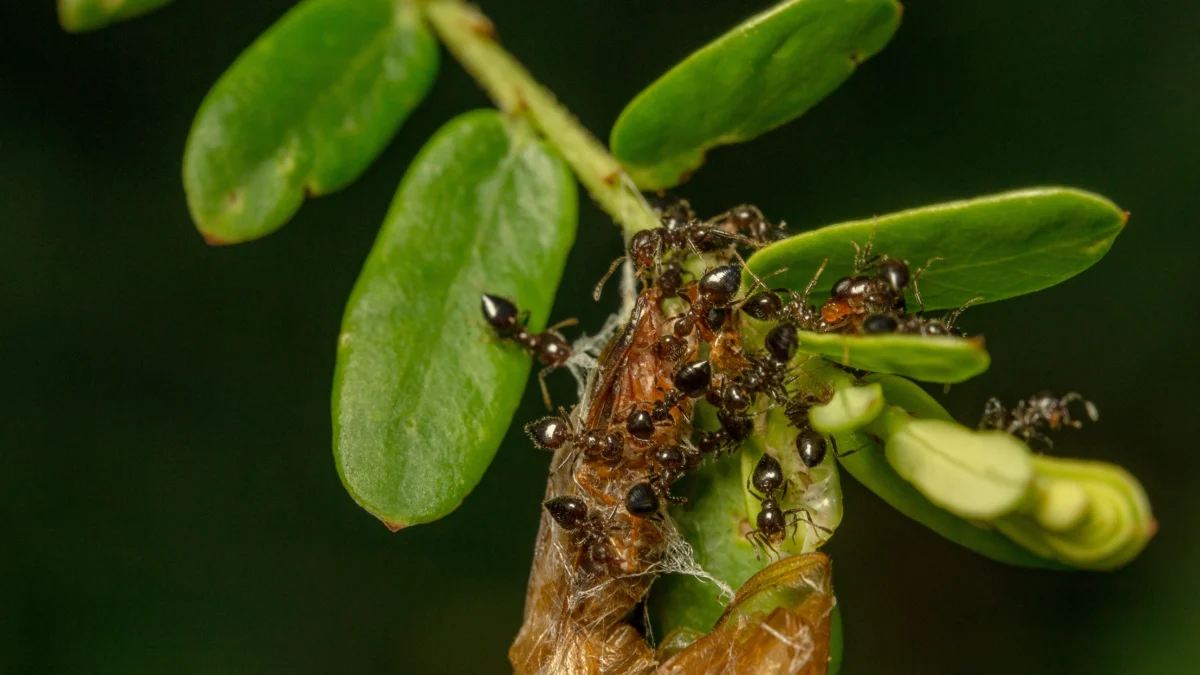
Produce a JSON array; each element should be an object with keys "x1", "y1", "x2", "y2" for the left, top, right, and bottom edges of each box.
[{"x1": 423, "y1": 0, "x2": 659, "y2": 239}]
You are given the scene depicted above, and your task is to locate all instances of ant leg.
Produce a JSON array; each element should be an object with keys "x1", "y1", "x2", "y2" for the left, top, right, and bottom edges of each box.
[
  {"x1": 545, "y1": 317, "x2": 579, "y2": 333},
  {"x1": 538, "y1": 366, "x2": 555, "y2": 411},
  {"x1": 799, "y1": 259, "x2": 829, "y2": 305},
  {"x1": 592, "y1": 255, "x2": 628, "y2": 302},
  {"x1": 910, "y1": 257, "x2": 943, "y2": 314}
]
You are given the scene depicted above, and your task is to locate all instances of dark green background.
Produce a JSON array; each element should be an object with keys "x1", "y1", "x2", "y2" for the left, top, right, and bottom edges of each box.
[{"x1": 2, "y1": 1, "x2": 1196, "y2": 673}]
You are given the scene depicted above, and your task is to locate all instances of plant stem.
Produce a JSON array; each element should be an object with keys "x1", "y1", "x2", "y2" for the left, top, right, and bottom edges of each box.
[{"x1": 423, "y1": 0, "x2": 659, "y2": 239}]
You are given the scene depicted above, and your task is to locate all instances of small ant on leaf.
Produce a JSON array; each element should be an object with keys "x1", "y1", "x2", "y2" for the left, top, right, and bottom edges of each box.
[
  {"x1": 481, "y1": 293, "x2": 577, "y2": 409},
  {"x1": 744, "y1": 454, "x2": 830, "y2": 561}
]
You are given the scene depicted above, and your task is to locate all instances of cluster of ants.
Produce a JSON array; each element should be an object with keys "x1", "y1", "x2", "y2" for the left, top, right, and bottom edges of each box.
[{"x1": 482, "y1": 199, "x2": 1099, "y2": 567}]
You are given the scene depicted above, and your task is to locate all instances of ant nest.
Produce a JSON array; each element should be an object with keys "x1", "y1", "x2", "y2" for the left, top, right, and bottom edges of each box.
[{"x1": 486, "y1": 198, "x2": 987, "y2": 674}]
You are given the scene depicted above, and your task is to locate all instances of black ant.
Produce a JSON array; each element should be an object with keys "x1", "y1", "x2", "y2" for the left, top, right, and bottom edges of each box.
[
  {"x1": 711, "y1": 204, "x2": 788, "y2": 245},
  {"x1": 592, "y1": 210, "x2": 762, "y2": 300},
  {"x1": 979, "y1": 391, "x2": 1099, "y2": 449},
  {"x1": 861, "y1": 296, "x2": 984, "y2": 337},
  {"x1": 647, "y1": 359, "x2": 712, "y2": 422},
  {"x1": 641, "y1": 443, "x2": 701, "y2": 507},
  {"x1": 480, "y1": 293, "x2": 576, "y2": 409},
  {"x1": 744, "y1": 454, "x2": 829, "y2": 561},
  {"x1": 544, "y1": 496, "x2": 614, "y2": 573},
  {"x1": 740, "y1": 260, "x2": 829, "y2": 333},
  {"x1": 818, "y1": 231, "x2": 940, "y2": 332},
  {"x1": 526, "y1": 410, "x2": 623, "y2": 463},
  {"x1": 695, "y1": 408, "x2": 754, "y2": 457},
  {"x1": 784, "y1": 391, "x2": 839, "y2": 468}
]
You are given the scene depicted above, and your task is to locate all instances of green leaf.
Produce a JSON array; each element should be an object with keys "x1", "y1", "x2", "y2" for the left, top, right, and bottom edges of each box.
[
  {"x1": 183, "y1": 0, "x2": 439, "y2": 244},
  {"x1": 331, "y1": 110, "x2": 577, "y2": 529},
  {"x1": 875, "y1": 408, "x2": 1034, "y2": 520},
  {"x1": 58, "y1": 0, "x2": 173, "y2": 32},
  {"x1": 836, "y1": 427, "x2": 1065, "y2": 569},
  {"x1": 995, "y1": 456, "x2": 1156, "y2": 570},
  {"x1": 609, "y1": 0, "x2": 901, "y2": 189},
  {"x1": 809, "y1": 381, "x2": 884, "y2": 433},
  {"x1": 747, "y1": 187, "x2": 1127, "y2": 311},
  {"x1": 795, "y1": 330, "x2": 990, "y2": 384}
]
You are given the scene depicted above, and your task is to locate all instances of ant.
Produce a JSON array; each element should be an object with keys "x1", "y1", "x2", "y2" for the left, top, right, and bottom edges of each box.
[
  {"x1": 861, "y1": 296, "x2": 984, "y2": 337},
  {"x1": 592, "y1": 209, "x2": 762, "y2": 300},
  {"x1": 695, "y1": 408, "x2": 754, "y2": 457},
  {"x1": 784, "y1": 390, "x2": 839, "y2": 468},
  {"x1": 544, "y1": 496, "x2": 615, "y2": 574},
  {"x1": 818, "y1": 230, "x2": 940, "y2": 332},
  {"x1": 526, "y1": 409, "x2": 623, "y2": 463},
  {"x1": 744, "y1": 454, "x2": 830, "y2": 561},
  {"x1": 979, "y1": 391, "x2": 1099, "y2": 449},
  {"x1": 739, "y1": 260, "x2": 829, "y2": 333},
  {"x1": 480, "y1": 293, "x2": 577, "y2": 409},
  {"x1": 710, "y1": 204, "x2": 788, "y2": 245},
  {"x1": 646, "y1": 359, "x2": 712, "y2": 422},
  {"x1": 633, "y1": 443, "x2": 700, "y2": 512}
]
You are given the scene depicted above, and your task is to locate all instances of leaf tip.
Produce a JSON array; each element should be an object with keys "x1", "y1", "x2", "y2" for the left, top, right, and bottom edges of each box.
[
  {"x1": 382, "y1": 519, "x2": 408, "y2": 533},
  {"x1": 1121, "y1": 210, "x2": 1131, "y2": 228}
]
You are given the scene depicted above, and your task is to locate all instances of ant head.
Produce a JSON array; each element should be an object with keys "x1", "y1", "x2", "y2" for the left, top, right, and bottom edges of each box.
[
  {"x1": 751, "y1": 453, "x2": 785, "y2": 495},
  {"x1": 729, "y1": 204, "x2": 764, "y2": 230},
  {"x1": 624, "y1": 482, "x2": 660, "y2": 517},
  {"x1": 654, "y1": 445, "x2": 685, "y2": 470},
  {"x1": 698, "y1": 265, "x2": 742, "y2": 306},
  {"x1": 765, "y1": 322, "x2": 799, "y2": 362},
  {"x1": 741, "y1": 291, "x2": 782, "y2": 321},
  {"x1": 544, "y1": 496, "x2": 589, "y2": 530},
  {"x1": 673, "y1": 359, "x2": 712, "y2": 397},
  {"x1": 795, "y1": 429, "x2": 828, "y2": 468},
  {"x1": 480, "y1": 294, "x2": 520, "y2": 334},
  {"x1": 526, "y1": 416, "x2": 569, "y2": 450},
  {"x1": 629, "y1": 230, "x2": 659, "y2": 268},
  {"x1": 862, "y1": 313, "x2": 898, "y2": 335},
  {"x1": 657, "y1": 263, "x2": 684, "y2": 295}
]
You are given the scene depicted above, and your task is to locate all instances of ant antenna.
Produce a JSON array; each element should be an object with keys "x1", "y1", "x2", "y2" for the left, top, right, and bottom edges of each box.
[
  {"x1": 592, "y1": 255, "x2": 628, "y2": 301},
  {"x1": 851, "y1": 217, "x2": 881, "y2": 273},
  {"x1": 911, "y1": 256, "x2": 944, "y2": 314},
  {"x1": 945, "y1": 295, "x2": 984, "y2": 331}
]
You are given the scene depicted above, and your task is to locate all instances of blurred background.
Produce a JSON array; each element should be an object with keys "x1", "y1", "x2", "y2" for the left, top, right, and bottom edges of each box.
[{"x1": 2, "y1": 1, "x2": 1197, "y2": 673}]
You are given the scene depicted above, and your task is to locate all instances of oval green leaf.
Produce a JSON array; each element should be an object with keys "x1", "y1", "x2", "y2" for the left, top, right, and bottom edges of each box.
[
  {"x1": 332, "y1": 110, "x2": 577, "y2": 529},
  {"x1": 184, "y1": 0, "x2": 439, "y2": 244},
  {"x1": 836, "y1": 427, "x2": 1066, "y2": 569},
  {"x1": 58, "y1": 0, "x2": 173, "y2": 32},
  {"x1": 610, "y1": 0, "x2": 901, "y2": 189},
  {"x1": 747, "y1": 187, "x2": 1127, "y2": 311},
  {"x1": 879, "y1": 412, "x2": 1034, "y2": 520},
  {"x1": 796, "y1": 330, "x2": 990, "y2": 383}
]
